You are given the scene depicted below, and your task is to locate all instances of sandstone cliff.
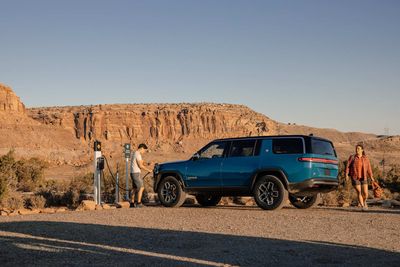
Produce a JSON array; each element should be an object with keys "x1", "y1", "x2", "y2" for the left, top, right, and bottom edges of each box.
[
  {"x1": 0, "y1": 84, "x2": 87, "y2": 169},
  {"x1": 0, "y1": 83, "x2": 399, "y2": 180},
  {"x1": 0, "y1": 83, "x2": 25, "y2": 113},
  {"x1": 28, "y1": 103, "x2": 278, "y2": 145}
]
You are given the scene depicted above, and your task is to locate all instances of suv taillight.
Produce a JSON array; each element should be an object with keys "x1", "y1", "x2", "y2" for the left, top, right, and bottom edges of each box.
[{"x1": 298, "y1": 157, "x2": 338, "y2": 165}]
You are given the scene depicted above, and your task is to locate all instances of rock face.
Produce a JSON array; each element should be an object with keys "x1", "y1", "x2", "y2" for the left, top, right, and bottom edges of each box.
[
  {"x1": 0, "y1": 83, "x2": 399, "y2": 180},
  {"x1": 0, "y1": 85, "x2": 88, "y2": 170},
  {"x1": 28, "y1": 104, "x2": 279, "y2": 146},
  {"x1": 0, "y1": 83, "x2": 25, "y2": 113}
]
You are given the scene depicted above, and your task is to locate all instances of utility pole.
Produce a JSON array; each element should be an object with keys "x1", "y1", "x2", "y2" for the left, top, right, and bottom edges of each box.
[{"x1": 382, "y1": 128, "x2": 390, "y2": 179}]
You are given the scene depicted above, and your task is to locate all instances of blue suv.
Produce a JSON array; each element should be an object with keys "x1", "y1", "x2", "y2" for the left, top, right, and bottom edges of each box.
[{"x1": 153, "y1": 135, "x2": 339, "y2": 210}]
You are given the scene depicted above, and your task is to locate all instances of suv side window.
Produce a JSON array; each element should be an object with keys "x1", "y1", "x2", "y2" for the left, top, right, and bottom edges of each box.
[
  {"x1": 272, "y1": 138, "x2": 304, "y2": 154},
  {"x1": 228, "y1": 140, "x2": 257, "y2": 157},
  {"x1": 199, "y1": 141, "x2": 227, "y2": 159}
]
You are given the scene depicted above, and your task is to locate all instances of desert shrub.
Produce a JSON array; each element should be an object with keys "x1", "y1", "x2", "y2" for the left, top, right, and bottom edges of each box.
[
  {"x1": 1, "y1": 191, "x2": 24, "y2": 210},
  {"x1": 320, "y1": 191, "x2": 339, "y2": 206},
  {"x1": 24, "y1": 195, "x2": 46, "y2": 209},
  {"x1": 69, "y1": 173, "x2": 93, "y2": 193},
  {"x1": 102, "y1": 174, "x2": 116, "y2": 204},
  {"x1": 15, "y1": 157, "x2": 47, "y2": 191},
  {"x1": 381, "y1": 188, "x2": 394, "y2": 200},
  {"x1": 62, "y1": 173, "x2": 93, "y2": 208},
  {"x1": 37, "y1": 174, "x2": 93, "y2": 208},
  {"x1": 36, "y1": 179, "x2": 69, "y2": 207},
  {"x1": 383, "y1": 165, "x2": 400, "y2": 192},
  {"x1": 0, "y1": 176, "x2": 9, "y2": 204},
  {"x1": 101, "y1": 171, "x2": 154, "y2": 203},
  {"x1": 0, "y1": 151, "x2": 18, "y2": 202},
  {"x1": 0, "y1": 151, "x2": 48, "y2": 205},
  {"x1": 60, "y1": 188, "x2": 81, "y2": 208}
]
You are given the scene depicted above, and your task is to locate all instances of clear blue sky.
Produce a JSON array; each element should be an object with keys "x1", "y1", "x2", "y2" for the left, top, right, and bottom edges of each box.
[{"x1": 1, "y1": 0, "x2": 399, "y2": 135}]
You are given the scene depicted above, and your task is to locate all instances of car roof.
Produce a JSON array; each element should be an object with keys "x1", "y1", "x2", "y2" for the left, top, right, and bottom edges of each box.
[{"x1": 213, "y1": 135, "x2": 332, "y2": 143}]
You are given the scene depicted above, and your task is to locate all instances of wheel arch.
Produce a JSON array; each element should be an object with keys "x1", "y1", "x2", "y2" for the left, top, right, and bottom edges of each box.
[
  {"x1": 155, "y1": 171, "x2": 185, "y2": 192},
  {"x1": 251, "y1": 169, "x2": 289, "y2": 191}
]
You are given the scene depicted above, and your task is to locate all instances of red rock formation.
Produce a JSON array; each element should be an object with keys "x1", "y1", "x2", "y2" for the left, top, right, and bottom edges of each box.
[
  {"x1": 1, "y1": 83, "x2": 399, "y2": 180},
  {"x1": 28, "y1": 103, "x2": 279, "y2": 146},
  {"x1": 0, "y1": 83, "x2": 25, "y2": 113}
]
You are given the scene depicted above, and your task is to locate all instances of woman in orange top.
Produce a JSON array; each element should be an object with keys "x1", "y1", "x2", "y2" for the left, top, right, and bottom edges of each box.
[{"x1": 345, "y1": 144, "x2": 375, "y2": 210}]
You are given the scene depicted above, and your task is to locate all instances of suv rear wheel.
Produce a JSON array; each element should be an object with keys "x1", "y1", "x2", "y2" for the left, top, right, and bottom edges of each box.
[
  {"x1": 195, "y1": 195, "x2": 221, "y2": 207},
  {"x1": 157, "y1": 176, "x2": 186, "y2": 207},
  {"x1": 253, "y1": 175, "x2": 288, "y2": 210},
  {"x1": 289, "y1": 194, "x2": 319, "y2": 209}
]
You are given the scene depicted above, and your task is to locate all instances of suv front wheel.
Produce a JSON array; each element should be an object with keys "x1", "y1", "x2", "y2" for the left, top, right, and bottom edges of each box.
[
  {"x1": 157, "y1": 176, "x2": 186, "y2": 207},
  {"x1": 253, "y1": 175, "x2": 288, "y2": 210},
  {"x1": 289, "y1": 194, "x2": 319, "y2": 209}
]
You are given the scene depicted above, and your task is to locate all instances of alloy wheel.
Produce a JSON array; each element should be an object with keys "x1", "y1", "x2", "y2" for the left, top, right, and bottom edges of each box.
[{"x1": 258, "y1": 181, "x2": 279, "y2": 205}]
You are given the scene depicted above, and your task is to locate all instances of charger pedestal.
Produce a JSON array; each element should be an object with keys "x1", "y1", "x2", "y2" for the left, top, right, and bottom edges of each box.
[{"x1": 94, "y1": 141, "x2": 102, "y2": 205}]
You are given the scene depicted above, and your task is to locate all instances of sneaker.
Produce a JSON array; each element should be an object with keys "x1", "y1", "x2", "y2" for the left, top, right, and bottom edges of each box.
[
  {"x1": 135, "y1": 203, "x2": 144, "y2": 208},
  {"x1": 362, "y1": 205, "x2": 369, "y2": 211},
  {"x1": 129, "y1": 203, "x2": 135, "y2": 208}
]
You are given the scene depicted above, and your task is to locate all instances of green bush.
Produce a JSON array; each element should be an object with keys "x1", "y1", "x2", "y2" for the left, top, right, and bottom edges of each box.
[
  {"x1": 0, "y1": 150, "x2": 18, "y2": 203},
  {"x1": 0, "y1": 150, "x2": 48, "y2": 205},
  {"x1": 15, "y1": 158, "x2": 47, "y2": 191}
]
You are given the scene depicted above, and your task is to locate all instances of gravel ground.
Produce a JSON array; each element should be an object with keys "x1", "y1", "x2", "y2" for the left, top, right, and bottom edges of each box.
[{"x1": 0, "y1": 204, "x2": 399, "y2": 266}]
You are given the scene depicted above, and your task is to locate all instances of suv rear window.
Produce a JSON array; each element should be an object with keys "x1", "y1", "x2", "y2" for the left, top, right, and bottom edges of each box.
[
  {"x1": 311, "y1": 139, "x2": 336, "y2": 156},
  {"x1": 272, "y1": 138, "x2": 304, "y2": 154}
]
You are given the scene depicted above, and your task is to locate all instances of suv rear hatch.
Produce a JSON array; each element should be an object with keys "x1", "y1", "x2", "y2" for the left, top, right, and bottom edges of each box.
[{"x1": 299, "y1": 137, "x2": 339, "y2": 179}]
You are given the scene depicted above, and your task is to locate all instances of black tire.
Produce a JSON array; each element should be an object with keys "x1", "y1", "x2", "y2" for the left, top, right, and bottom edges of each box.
[
  {"x1": 289, "y1": 194, "x2": 319, "y2": 209},
  {"x1": 157, "y1": 176, "x2": 186, "y2": 207},
  {"x1": 253, "y1": 175, "x2": 288, "y2": 210},
  {"x1": 195, "y1": 195, "x2": 221, "y2": 207}
]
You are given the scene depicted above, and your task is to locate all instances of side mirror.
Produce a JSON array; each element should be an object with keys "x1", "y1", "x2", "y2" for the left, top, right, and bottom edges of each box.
[{"x1": 192, "y1": 153, "x2": 200, "y2": 161}]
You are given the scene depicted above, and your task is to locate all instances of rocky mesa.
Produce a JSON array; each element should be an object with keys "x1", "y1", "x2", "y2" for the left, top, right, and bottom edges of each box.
[{"x1": 1, "y1": 83, "x2": 399, "y2": 179}]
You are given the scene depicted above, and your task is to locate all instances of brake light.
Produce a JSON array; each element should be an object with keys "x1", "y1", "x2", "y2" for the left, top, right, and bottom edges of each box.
[{"x1": 298, "y1": 157, "x2": 338, "y2": 164}]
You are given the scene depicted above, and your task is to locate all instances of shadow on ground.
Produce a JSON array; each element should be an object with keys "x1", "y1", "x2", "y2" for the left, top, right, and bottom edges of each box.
[
  {"x1": 323, "y1": 206, "x2": 400, "y2": 215},
  {"x1": 0, "y1": 221, "x2": 399, "y2": 266}
]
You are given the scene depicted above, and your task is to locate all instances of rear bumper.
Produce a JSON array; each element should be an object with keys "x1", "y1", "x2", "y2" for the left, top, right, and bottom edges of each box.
[{"x1": 288, "y1": 178, "x2": 338, "y2": 195}]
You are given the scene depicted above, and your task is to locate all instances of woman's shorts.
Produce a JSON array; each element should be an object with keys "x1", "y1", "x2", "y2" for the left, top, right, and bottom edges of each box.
[
  {"x1": 352, "y1": 178, "x2": 368, "y2": 186},
  {"x1": 131, "y1": 173, "x2": 144, "y2": 189}
]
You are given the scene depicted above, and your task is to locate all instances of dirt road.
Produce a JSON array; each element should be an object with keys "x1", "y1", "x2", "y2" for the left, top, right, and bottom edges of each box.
[{"x1": 1, "y1": 205, "x2": 399, "y2": 266}]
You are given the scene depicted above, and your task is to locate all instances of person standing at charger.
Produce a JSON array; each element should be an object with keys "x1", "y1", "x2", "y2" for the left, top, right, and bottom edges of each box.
[{"x1": 130, "y1": 143, "x2": 152, "y2": 207}]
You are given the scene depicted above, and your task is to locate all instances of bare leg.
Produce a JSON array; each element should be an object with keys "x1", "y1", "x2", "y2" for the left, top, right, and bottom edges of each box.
[
  {"x1": 137, "y1": 187, "x2": 145, "y2": 203},
  {"x1": 362, "y1": 183, "x2": 368, "y2": 206},
  {"x1": 130, "y1": 189, "x2": 136, "y2": 203},
  {"x1": 353, "y1": 184, "x2": 364, "y2": 207},
  {"x1": 130, "y1": 185, "x2": 138, "y2": 202}
]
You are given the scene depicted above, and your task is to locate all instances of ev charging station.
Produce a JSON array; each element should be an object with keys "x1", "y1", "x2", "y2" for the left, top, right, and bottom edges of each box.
[
  {"x1": 124, "y1": 143, "x2": 131, "y2": 201},
  {"x1": 93, "y1": 141, "x2": 131, "y2": 204},
  {"x1": 94, "y1": 140, "x2": 103, "y2": 205}
]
